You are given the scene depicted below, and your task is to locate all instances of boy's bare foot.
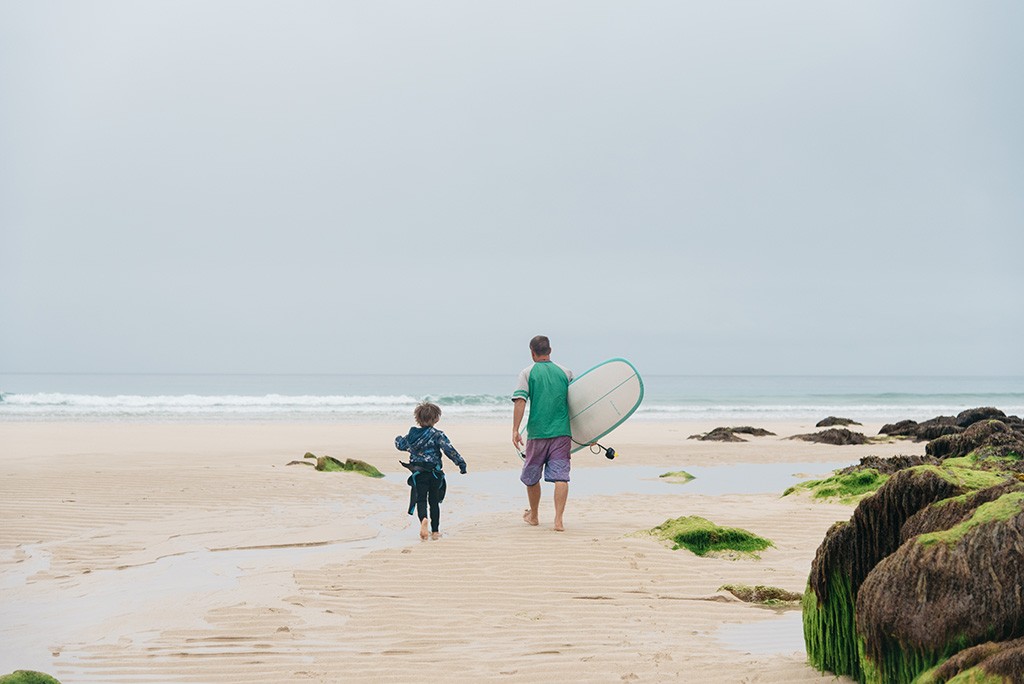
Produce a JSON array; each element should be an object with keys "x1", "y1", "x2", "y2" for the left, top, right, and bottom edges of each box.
[
  {"x1": 523, "y1": 509, "x2": 539, "y2": 526},
  {"x1": 419, "y1": 518, "x2": 429, "y2": 540},
  {"x1": 431, "y1": 532, "x2": 440, "y2": 540}
]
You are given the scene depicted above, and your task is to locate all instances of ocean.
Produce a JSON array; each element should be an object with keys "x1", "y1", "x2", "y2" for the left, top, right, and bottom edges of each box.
[{"x1": 1, "y1": 373, "x2": 1022, "y2": 423}]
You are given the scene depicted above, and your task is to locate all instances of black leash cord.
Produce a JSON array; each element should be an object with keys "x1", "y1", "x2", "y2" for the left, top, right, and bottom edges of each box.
[{"x1": 571, "y1": 438, "x2": 616, "y2": 460}]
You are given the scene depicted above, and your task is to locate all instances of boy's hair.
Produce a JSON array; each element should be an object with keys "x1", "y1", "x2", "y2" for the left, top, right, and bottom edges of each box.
[
  {"x1": 529, "y1": 335, "x2": 551, "y2": 355},
  {"x1": 414, "y1": 402, "x2": 442, "y2": 427}
]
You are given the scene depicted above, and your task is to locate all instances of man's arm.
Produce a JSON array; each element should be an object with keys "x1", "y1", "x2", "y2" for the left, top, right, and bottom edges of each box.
[{"x1": 512, "y1": 398, "x2": 526, "y2": 451}]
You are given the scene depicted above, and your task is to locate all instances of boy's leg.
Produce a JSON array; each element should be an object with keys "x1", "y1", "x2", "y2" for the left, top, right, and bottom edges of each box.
[
  {"x1": 427, "y1": 476, "x2": 441, "y2": 533},
  {"x1": 414, "y1": 476, "x2": 430, "y2": 539}
]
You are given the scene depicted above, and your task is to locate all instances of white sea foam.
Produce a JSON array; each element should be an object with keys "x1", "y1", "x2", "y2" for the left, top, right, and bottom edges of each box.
[{"x1": 1, "y1": 390, "x2": 1021, "y2": 423}]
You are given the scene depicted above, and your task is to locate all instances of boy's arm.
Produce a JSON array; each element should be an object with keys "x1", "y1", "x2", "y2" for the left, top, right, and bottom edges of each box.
[
  {"x1": 438, "y1": 433, "x2": 467, "y2": 473},
  {"x1": 395, "y1": 435, "x2": 410, "y2": 452}
]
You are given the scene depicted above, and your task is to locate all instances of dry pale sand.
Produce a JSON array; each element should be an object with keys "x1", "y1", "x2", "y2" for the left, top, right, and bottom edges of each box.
[{"x1": 0, "y1": 419, "x2": 919, "y2": 682}]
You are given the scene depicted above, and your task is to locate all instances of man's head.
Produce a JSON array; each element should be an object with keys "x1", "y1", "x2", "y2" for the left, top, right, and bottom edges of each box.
[
  {"x1": 529, "y1": 335, "x2": 551, "y2": 360},
  {"x1": 414, "y1": 402, "x2": 442, "y2": 427}
]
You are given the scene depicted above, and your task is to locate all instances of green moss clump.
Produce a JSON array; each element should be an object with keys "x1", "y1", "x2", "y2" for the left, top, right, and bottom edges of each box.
[
  {"x1": 917, "y1": 492, "x2": 1024, "y2": 547},
  {"x1": 310, "y1": 455, "x2": 384, "y2": 478},
  {"x1": 784, "y1": 468, "x2": 889, "y2": 504},
  {"x1": 719, "y1": 583, "x2": 802, "y2": 604},
  {"x1": 659, "y1": 470, "x2": 695, "y2": 482},
  {"x1": 650, "y1": 516, "x2": 773, "y2": 557},
  {"x1": 0, "y1": 672, "x2": 62, "y2": 684}
]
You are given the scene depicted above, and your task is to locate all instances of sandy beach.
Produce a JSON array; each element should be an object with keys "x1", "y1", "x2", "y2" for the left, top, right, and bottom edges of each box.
[{"x1": 0, "y1": 419, "x2": 920, "y2": 682}]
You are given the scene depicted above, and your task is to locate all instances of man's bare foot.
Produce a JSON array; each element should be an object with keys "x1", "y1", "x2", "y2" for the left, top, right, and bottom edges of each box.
[
  {"x1": 523, "y1": 509, "x2": 539, "y2": 526},
  {"x1": 420, "y1": 519, "x2": 429, "y2": 540},
  {"x1": 553, "y1": 521, "x2": 565, "y2": 532},
  {"x1": 431, "y1": 532, "x2": 440, "y2": 540}
]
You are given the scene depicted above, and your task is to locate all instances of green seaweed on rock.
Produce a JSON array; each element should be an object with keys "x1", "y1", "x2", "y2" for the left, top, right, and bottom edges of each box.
[{"x1": 784, "y1": 468, "x2": 889, "y2": 504}]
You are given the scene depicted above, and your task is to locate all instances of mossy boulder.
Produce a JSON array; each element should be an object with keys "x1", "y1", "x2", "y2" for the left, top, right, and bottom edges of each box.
[
  {"x1": 802, "y1": 435, "x2": 1024, "y2": 684},
  {"x1": 659, "y1": 470, "x2": 695, "y2": 483},
  {"x1": 719, "y1": 583, "x2": 802, "y2": 605},
  {"x1": 855, "y1": 491, "x2": 1024, "y2": 683},
  {"x1": 649, "y1": 516, "x2": 773, "y2": 557},
  {"x1": 0, "y1": 673, "x2": 62, "y2": 684}
]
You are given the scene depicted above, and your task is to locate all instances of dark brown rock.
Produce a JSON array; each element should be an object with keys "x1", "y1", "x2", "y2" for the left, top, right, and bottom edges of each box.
[
  {"x1": 879, "y1": 420, "x2": 919, "y2": 438},
  {"x1": 927, "y1": 420, "x2": 1024, "y2": 459},
  {"x1": 817, "y1": 417, "x2": 862, "y2": 428},
  {"x1": 789, "y1": 428, "x2": 868, "y2": 445}
]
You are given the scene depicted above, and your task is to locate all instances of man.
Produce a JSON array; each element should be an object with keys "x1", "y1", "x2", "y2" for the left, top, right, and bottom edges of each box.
[{"x1": 512, "y1": 335, "x2": 574, "y2": 532}]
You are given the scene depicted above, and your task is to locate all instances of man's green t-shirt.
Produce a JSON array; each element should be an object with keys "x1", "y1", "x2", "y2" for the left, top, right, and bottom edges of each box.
[{"x1": 512, "y1": 361, "x2": 574, "y2": 439}]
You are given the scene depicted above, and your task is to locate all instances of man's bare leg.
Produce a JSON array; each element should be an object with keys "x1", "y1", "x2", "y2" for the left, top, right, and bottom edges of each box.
[
  {"x1": 523, "y1": 483, "x2": 540, "y2": 525},
  {"x1": 553, "y1": 481, "x2": 568, "y2": 531}
]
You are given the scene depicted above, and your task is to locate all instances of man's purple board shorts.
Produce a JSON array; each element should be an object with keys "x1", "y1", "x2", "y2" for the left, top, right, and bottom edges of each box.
[{"x1": 520, "y1": 435, "x2": 572, "y2": 485}]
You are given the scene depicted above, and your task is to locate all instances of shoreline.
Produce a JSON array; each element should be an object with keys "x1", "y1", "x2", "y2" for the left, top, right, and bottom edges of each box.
[{"x1": 1, "y1": 420, "x2": 917, "y2": 681}]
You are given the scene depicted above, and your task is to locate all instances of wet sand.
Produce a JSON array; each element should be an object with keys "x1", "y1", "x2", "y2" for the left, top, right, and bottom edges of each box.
[{"x1": 0, "y1": 419, "x2": 916, "y2": 682}]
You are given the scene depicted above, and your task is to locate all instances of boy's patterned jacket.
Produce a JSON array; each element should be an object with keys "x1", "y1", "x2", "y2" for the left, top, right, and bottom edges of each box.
[{"x1": 395, "y1": 426, "x2": 467, "y2": 473}]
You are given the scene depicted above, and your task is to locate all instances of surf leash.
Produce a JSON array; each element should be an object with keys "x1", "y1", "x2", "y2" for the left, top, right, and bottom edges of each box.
[{"x1": 572, "y1": 438, "x2": 616, "y2": 460}]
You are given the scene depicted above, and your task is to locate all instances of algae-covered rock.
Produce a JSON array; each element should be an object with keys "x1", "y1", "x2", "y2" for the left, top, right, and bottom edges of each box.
[
  {"x1": 649, "y1": 516, "x2": 773, "y2": 557},
  {"x1": 731, "y1": 426, "x2": 776, "y2": 436},
  {"x1": 687, "y1": 426, "x2": 774, "y2": 441},
  {"x1": 817, "y1": 416, "x2": 862, "y2": 428},
  {"x1": 719, "y1": 584, "x2": 802, "y2": 605},
  {"x1": 927, "y1": 420, "x2": 1024, "y2": 460},
  {"x1": 803, "y1": 467, "x2": 964, "y2": 681},
  {"x1": 659, "y1": 470, "x2": 695, "y2": 483},
  {"x1": 802, "y1": 429, "x2": 1024, "y2": 684},
  {"x1": 0, "y1": 672, "x2": 62, "y2": 684},
  {"x1": 788, "y1": 428, "x2": 868, "y2": 445},
  {"x1": 879, "y1": 408, "x2": 1024, "y2": 443},
  {"x1": 688, "y1": 427, "x2": 746, "y2": 442},
  {"x1": 855, "y1": 492, "x2": 1024, "y2": 683},
  {"x1": 916, "y1": 637, "x2": 1024, "y2": 684}
]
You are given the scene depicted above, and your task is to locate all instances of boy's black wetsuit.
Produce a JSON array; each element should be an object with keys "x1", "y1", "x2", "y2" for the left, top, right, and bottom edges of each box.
[{"x1": 395, "y1": 426, "x2": 467, "y2": 533}]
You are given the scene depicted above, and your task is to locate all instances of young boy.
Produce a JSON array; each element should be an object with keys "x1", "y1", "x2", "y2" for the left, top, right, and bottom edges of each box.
[{"x1": 395, "y1": 402, "x2": 467, "y2": 540}]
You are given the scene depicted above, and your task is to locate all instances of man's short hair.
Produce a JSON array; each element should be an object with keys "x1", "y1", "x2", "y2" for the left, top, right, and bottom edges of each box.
[
  {"x1": 414, "y1": 402, "x2": 442, "y2": 427},
  {"x1": 529, "y1": 335, "x2": 551, "y2": 356}
]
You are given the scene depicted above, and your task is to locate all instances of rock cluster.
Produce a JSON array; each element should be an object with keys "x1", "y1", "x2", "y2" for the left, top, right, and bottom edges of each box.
[{"x1": 803, "y1": 408, "x2": 1024, "y2": 683}]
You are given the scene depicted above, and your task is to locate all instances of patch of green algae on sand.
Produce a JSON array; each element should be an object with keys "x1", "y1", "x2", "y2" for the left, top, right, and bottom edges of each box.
[
  {"x1": 659, "y1": 470, "x2": 695, "y2": 483},
  {"x1": 649, "y1": 516, "x2": 773, "y2": 558},
  {"x1": 304, "y1": 453, "x2": 384, "y2": 478},
  {"x1": 783, "y1": 468, "x2": 888, "y2": 504}
]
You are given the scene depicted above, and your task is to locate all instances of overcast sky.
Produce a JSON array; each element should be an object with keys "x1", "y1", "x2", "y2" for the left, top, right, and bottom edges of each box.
[{"x1": 1, "y1": 1, "x2": 1021, "y2": 377}]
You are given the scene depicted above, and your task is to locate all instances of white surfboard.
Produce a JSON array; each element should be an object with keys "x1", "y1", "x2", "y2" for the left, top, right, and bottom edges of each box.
[{"x1": 519, "y1": 358, "x2": 644, "y2": 456}]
